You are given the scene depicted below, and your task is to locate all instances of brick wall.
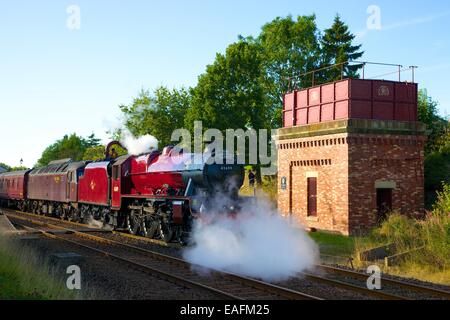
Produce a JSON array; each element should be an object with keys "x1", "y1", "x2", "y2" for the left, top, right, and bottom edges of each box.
[
  {"x1": 348, "y1": 134, "x2": 426, "y2": 235},
  {"x1": 277, "y1": 120, "x2": 426, "y2": 236}
]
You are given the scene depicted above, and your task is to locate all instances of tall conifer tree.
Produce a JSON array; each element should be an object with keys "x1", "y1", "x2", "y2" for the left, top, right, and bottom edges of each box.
[{"x1": 320, "y1": 15, "x2": 364, "y2": 82}]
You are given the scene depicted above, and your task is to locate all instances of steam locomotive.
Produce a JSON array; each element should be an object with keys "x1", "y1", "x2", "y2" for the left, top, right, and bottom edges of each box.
[{"x1": 0, "y1": 142, "x2": 245, "y2": 243}]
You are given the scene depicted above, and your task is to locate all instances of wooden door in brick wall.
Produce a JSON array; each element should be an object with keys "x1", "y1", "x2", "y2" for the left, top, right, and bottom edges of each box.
[
  {"x1": 307, "y1": 177, "x2": 318, "y2": 217},
  {"x1": 376, "y1": 188, "x2": 392, "y2": 223},
  {"x1": 288, "y1": 166, "x2": 293, "y2": 215}
]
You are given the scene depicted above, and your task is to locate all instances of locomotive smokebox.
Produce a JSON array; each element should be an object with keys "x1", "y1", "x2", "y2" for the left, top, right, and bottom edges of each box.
[{"x1": 203, "y1": 162, "x2": 245, "y2": 195}]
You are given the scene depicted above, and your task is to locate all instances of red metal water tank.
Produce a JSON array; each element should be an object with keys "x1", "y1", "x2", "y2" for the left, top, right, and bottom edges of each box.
[{"x1": 283, "y1": 79, "x2": 418, "y2": 127}]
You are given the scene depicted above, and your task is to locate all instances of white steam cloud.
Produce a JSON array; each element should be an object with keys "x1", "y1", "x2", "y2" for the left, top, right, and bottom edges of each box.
[
  {"x1": 121, "y1": 131, "x2": 159, "y2": 155},
  {"x1": 183, "y1": 197, "x2": 319, "y2": 282},
  {"x1": 86, "y1": 217, "x2": 114, "y2": 231}
]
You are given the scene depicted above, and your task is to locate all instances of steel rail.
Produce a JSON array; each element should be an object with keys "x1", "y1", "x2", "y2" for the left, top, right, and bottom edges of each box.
[
  {"x1": 8, "y1": 208, "x2": 182, "y2": 248},
  {"x1": 6, "y1": 211, "x2": 320, "y2": 300},
  {"x1": 317, "y1": 264, "x2": 450, "y2": 300},
  {"x1": 7, "y1": 209, "x2": 448, "y2": 300},
  {"x1": 301, "y1": 272, "x2": 406, "y2": 300},
  {"x1": 11, "y1": 219, "x2": 240, "y2": 300}
]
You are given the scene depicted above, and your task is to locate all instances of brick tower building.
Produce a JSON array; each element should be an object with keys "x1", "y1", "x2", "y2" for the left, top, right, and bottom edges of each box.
[{"x1": 276, "y1": 78, "x2": 427, "y2": 236}]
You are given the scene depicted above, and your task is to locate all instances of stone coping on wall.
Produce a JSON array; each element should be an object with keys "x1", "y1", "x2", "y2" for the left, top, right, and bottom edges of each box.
[{"x1": 275, "y1": 119, "x2": 427, "y2": 141}]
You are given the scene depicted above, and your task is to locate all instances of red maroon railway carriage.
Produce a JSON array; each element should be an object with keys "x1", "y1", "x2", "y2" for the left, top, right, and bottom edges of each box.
[
  {"x1": 0, "y1": 170, "x2": 29, "y2": 211},
  {"x1": 27, "y1": 160, "x2": 87, "y2": 217},
  {"x1": 0, "y1": 143, "x2": 245, "y2": 243}
]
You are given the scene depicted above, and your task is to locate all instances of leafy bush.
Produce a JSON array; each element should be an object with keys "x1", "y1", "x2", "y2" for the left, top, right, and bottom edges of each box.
[
  {"x1": 422, "y1": 184, "x2": 450, "y2": 268},
  {"x1": 355, "y1": 185, "x2": 450, "y2": 276},
  {"x1": 421, "y1": 210, "x2": 450, "y2": 269},
  {"x1": 374, "y1": 213, "x2": 423, "y2": 250},
  {"x1": 425, "y1": 145, "x2": 450, "y2": 207},
  {"x1": 433, "y1": 183, "x2": 450, "y2": 214}
]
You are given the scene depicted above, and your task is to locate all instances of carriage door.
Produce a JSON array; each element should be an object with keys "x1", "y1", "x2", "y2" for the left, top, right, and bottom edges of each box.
[
  {"x1": 111, "y1": 164, "x2": 121, "y2": 209},
  {"x1": 67, "y1": 172, "x2": 72, "y2": 200}
]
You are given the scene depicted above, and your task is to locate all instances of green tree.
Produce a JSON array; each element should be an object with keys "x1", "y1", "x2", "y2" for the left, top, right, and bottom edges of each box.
[
  {"x1": 256, "y1": 15, "x2": 322, "y2": 128},
  {"x1": 85, "y1": 133, "x2": 101, "y2": 148},
  {"x1": 186, "y1": 40, "x2": 268, "y2": 132},
  {"x1": 0, "y1": 163, "x2": 11, "y2": 171},
  {"x1": 82, "y1": 146, "x2": 107, "y2": 161},
  {"x1": 425, "y1": 145, "x2": 450, "y2": 199},
  {"x1": 10, "y1": 166, "x2": 29, "y2": 171},
  {"x1": 320, "y1": 14, "x2": 364, "y2": 82},
  {"x1": 418, "y1": 89, "x2": 449, "y2": 154},
  {"x1": 36, "y1": 133, "x2": 101, "y2": 167},
  {"x1": 185, "y1": 40, "x2": 271, "y2": 182},
  {"x1": 120, "y1": 87, "x2": 191, "y2": 147},
  {"x1": 418, "y1": 89, "x2": 450, "y2": 206},
  {"x1": 433, "y1": 182, "x2": 450, "y2": 214},
  {"x1": 82, "y1": 145, "x2": 127, "y2": 161},
  {"x1": 0, "y1": 163, "x2": 28, "y2": 171},
  {"x1": 435, "y1": 128, "x2": 450, "y2": 153}
]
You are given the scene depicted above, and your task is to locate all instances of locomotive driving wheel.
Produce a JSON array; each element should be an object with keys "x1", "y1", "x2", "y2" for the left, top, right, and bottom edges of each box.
[
  {"x1": 142, "y1": 216, "x2": 158, "y2": 239},
  {"x1": 158, "y1": 221, "x2": 174, "y2": 243},
  {"x1": 157, "y1": 208, "x2": 174, "y2": 243},
  {"x1": 126, "y1": 210, "x2": 141, "y2": 235}
]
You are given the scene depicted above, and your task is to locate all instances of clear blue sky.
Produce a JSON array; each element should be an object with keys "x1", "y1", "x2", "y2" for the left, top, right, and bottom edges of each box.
[{"x1": 1, "y1": 0, "x2": 449, "y2": 167}]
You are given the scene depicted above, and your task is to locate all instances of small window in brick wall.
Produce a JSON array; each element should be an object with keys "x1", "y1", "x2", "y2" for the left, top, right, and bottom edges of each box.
[{"x1": 307, "y1": 177, "x2": 317, "y2": 217}]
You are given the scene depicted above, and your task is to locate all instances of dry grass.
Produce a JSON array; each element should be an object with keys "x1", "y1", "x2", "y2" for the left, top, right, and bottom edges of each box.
[
  {"x1": 353, "y1": 185, "x2": 450, "y2": 285},
  {"x1": 239, "y1": 171, "x2": 278, "y2": 206},
  {"x1": 385, "y1": 264, "x2": 450, "y2": 285}
]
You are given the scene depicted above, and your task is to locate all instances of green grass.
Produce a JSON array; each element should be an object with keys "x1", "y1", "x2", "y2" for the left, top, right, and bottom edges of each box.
[
  {"x1": 0, "y1": 237, "x2": 84, "y2": 300},
  {"x1": 309, "y1": 232, "x2": 355, "y2": 256}
]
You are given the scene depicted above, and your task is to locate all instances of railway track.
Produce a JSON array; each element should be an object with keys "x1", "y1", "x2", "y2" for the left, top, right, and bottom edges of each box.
[
  {"x1": 4, "y1": 208, "x2": 449, "y2": 300},
  {"x1": 3, "y1": 208, "x2": 183, "y2": 248},
  {"x1": 5, "y1": 210, "x2": 320, "y2": 300},
  {"x1": 315, "y1": 264, "x2": 450, "y2": 300}
]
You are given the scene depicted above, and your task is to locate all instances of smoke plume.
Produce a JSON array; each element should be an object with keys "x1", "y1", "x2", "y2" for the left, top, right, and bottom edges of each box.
[
  {"x1": 121, "y1": 131, "x2": 159, "y2": 155},
  {"x1": 86, "y1": 217, "x2": 114, "y2": 231},
  {"x1": 183, "y1": 195, "x2": 319, "y2": 282}
]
